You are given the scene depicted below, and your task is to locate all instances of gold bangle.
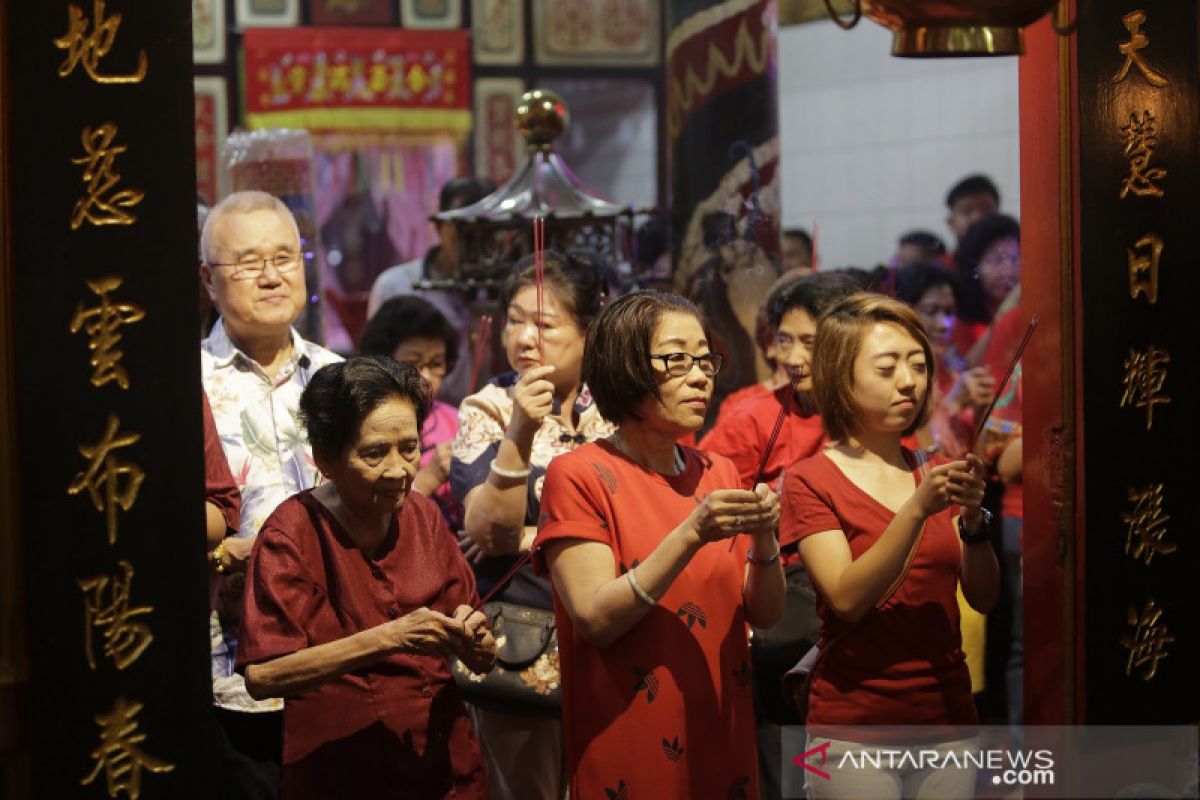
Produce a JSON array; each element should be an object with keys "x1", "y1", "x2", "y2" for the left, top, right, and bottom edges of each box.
[{"x1": 210, "y1": 539, "x2": 227, "y2": 574}]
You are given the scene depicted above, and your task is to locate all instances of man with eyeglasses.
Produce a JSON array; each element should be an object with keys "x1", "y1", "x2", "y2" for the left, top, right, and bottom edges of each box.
[
  {"x1": 199, "y1": 190, "x2": 342, "y2": 797},
  {"x1": 699, "y1": 271, "x2": 859, "y2": 800}
]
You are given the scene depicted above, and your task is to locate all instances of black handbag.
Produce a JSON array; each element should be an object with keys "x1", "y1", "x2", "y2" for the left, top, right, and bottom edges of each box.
[{"x1": 452, "y1": 601, "x2": 561, "y2": 718}]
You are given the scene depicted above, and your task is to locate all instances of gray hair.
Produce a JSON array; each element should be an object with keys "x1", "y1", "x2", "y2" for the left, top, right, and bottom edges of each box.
[{"x1": 199, "y1": 190, "x2": 300, "y2": 264}]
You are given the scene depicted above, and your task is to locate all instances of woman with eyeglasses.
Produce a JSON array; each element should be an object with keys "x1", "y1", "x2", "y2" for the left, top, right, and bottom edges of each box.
[
  {"x1": 533, "y1": 291, "x2": 784, "y2": 798},
  {"x1": 361, "y1": 295, "x2": 463, "y2": 532},
  {"x1": 449, "y1": 250, "x2": 615, "y2": 800}
]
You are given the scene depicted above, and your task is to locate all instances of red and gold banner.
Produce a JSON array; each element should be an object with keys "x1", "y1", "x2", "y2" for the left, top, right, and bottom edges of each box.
[{"x1": 243, "y1": 27, "x2": 470, "y2": 135}]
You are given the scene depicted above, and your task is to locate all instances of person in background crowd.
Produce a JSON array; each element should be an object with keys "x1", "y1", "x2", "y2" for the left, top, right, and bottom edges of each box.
[
  {"x1": 238, "y1": 357, "x2": 496, "y2": 799},
  {"x1": 893, "y1": 261, "x2": 994, "y2": 458},
  {"x1": 781, "y1": 227, "x2": 814, "y2": 274},
  {"x1": 360, "y1": 295, "x2": 463, "y2": 533},
  {"x1": 451, "y1": 250, "x2": 614, "y2": 800},
  {"x1": 368, "y1": 176, "x2": 496, "y2": 406},
  {"x1": 535, "y1": 290, "x2": 783, "y2": 799},
  {"x1": 200, "y1": 190, "x2": 344, "y2": 796},
  {"x1": 701, "y1": 272, "x2": 859, "y2": 490},
  {"x1": 951, "y1": 213, "x2": 1021, "y2": 361},
  {"x1": 699, "y1": 271, "x2": 857, "y2": 800},
  {"x1": 977, "y1": 271, "x2": 1026, "y2": 730},
  {"x1": 781, "y1": 293, "x2": 998, "y2": 799},
  {"x1": 894, "y1": 261, "x2": 996, "y2": 711},
  {"x1": 945, "y1": 174, "x2": 1001, "y2": 253},
  {"x1": 889, "y1": 229, "x2": 947, "y2": 270}
]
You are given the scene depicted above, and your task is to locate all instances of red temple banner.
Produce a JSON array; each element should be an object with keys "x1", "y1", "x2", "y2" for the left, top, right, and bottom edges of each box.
[{"x1": 243, "y1": 27, "x2": 470, "y2": 135}]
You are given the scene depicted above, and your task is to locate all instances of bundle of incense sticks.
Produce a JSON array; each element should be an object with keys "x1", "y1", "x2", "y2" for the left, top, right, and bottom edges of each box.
[
  {"x1": 967, "y1": 314, "x2": 1039, "y2": 453},
  {"x1": 468, "y1": 314, "x2": 493, "y2": 393},
  {"x1": 730, "y1": 376, "x2": 801, "y2": 550},
  {"x1": 533, "y1": 215, "x2": 546, "y2": 360},
  {"x1": 472, "y1": 551, "x2": 532, "y2": 611}
]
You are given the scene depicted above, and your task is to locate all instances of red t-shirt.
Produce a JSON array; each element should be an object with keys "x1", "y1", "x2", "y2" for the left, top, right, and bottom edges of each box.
[
  {"x1": 779, "y1": 451, "x2": 976, "y2": 731},
  {"x1": 700, "y1": 385, "x2": 825, "y2": 490},
  {"x1": 237, "y1": 490, "x2": 487, "y2": 800},
  {"x1": 534, "y1": 442, "x2": 759, "y2": 800}
]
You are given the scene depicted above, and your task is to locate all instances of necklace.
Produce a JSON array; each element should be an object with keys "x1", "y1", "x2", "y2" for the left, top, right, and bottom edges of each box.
[{"x1": 612, "y1": 431, "x2": 684, "y2": 475}]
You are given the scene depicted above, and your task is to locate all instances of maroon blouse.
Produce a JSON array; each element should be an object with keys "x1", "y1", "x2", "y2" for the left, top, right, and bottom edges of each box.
[
  {"x1": 202, "y1": 390, "x2": 240, "y2": 534},
  {"x1": 237, "y1": 490, "x2": 487, "y2": 800}
]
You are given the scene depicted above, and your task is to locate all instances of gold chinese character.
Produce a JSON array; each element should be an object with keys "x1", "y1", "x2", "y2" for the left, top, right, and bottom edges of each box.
[
  {"x1": 54, "y1": 0, "x2": 148, "y2": 84},
  {"x1": 1120, "y1": 111, "x2": 1167, "y2": 199},
  {"x1": 1122, "y1": 483, "x2": 1175, "y2": 566},
  {"x1": 68, "y1": 414, "x2": 144, "y2": 545},
  {"x1": 1120, "y1": 345, "x2": 1171, "y2": 430},
  {"x1": 79, "y1": 560, "x2": 154, "y2": 670},
  {"x1": 71, "y1": 123, "x2": 145, "y2": 229},
  {"x1": 1112, "y1": 10, "x2": 1169, "y2": 87},
  {"x1": 69, "y1": 275, "x2": 146, "y2": 389},
  {"x1": 1120, "y1": 598, "x2": 1174, "y2": 680},
  {"x1": 1126, "y1": 232, "x2": 1162, "y2": 304},
  {"x1": 81, "y1": 697, "x2": 174, "y2": 798}
]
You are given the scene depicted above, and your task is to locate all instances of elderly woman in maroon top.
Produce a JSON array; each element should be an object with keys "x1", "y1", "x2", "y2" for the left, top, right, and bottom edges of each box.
[{"x1": 237, "y1": 357, "x2": 497, "y2": 799}]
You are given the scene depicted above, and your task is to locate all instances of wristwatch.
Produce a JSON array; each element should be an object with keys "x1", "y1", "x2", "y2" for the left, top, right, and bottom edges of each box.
[{"x1": 957, "y1": 508, "x2": 993, "y2": 544}]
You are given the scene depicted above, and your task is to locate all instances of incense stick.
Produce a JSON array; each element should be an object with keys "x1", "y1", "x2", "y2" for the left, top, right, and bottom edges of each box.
[
  {"x1": 968, "y1": 314, "x2": 1039, "y2": 452},
  {"x1": 533, "y1": 215, "x2": 546, "y2": 361},
  {"x1": 468, "y1": 314, "x2": 493, "y2": 393},
  {"x1": 472, "y1": 550, "x2": 533, "y2": 611},
  {"x1": 729, "y1": 376, "x2": 800, "y2": 550}
]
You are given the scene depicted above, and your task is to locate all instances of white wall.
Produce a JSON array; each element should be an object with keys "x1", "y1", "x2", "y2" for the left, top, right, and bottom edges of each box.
[{"x1": 777, "y1": 19, "x2": 1020, "y2": 268}]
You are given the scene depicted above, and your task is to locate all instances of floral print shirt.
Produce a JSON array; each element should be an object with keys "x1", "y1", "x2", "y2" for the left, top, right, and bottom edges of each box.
[
  {"x1": 201, "y1": 318, "x2": 342, "y2": 711},
  {"x1": 450, "y1": 372, "x2": 615, "y2": 609}
]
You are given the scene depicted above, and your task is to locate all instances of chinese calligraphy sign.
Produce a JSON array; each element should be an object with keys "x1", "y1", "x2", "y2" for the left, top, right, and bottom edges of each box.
[
  {"x1": 1119, "y1": 345, "x2": 1171, "y2": 430},
  {"x1": 70, "y1": 275, "x2": 146, "y2": 389},
  {"x1": 1112, "y1": 10, "x2": 1169, "y2": 87},
  {"x1": 67, "y1": 413, "x2": 144, "y2": 545},
  {"x1": 1120, "y1": 598, "x2": 1175, "y2": 681},
  {"x1": 1119, "y1": 111, "x2": 1167, "y2": 199},
  {"x1": 54, "y1": 0, "x2": 148, "y2": 84},
  {"x1": 81, "y1": 697, "x2": 175, "y2": 798},
  {"x1": 70, "y1": 123, "x2": 144, "y2": 229},
  {"x1": 79, "y1": 560, "x2": 154, "y2": 671},
  {"x1": 1121, "y1": 483, "x2": 1175, "y2": 566}
]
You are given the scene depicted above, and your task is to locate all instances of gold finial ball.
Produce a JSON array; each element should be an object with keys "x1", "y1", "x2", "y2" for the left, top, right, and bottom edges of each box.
[{"x1": 516, "y1": 89, "x2": 569, "y2": 147}]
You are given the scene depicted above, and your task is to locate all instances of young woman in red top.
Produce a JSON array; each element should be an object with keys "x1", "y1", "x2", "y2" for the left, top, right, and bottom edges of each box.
[
  {"x1": 780, "y1": 294, "x2": 998, "y2": 799},
  {"x1": 535, "y1": 291, "x2": 785, "y2": 799}
]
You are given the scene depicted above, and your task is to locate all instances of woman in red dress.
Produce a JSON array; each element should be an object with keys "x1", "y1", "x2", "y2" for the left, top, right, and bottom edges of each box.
[
  {"x1": 535, "y1": 291, "x2": 785, "y2": 799},
  {"x1": 237, "y1": 357, "x2": 497, "y2": 799},
  {"x1": 780, "y1": 294, "x2": 998, "y2": 799}
]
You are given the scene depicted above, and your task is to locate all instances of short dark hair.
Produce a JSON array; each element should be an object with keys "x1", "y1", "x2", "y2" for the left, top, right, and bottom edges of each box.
[
  {"x1": 501, "y1": 249, "x2": 607, "y2": 333},
  {"x1": 438, "y1": 176, "x2": 496, "y2": 213},
  {"x1": 299, "y1": 357, "x2": 431, "y2": 460},
  {"x1": 894, "y1": 261, "x2": 961, "y2": 308},
  {"x1": 897, "y1": 229, "x2": 947, "y2": 257},
  {"x1": 955, "y1": 213, "x2": 1020, "y2": 273},
  {"x1": 359, "y1": 295, "x2": 459, "y2": 372},
  {"x1": 765, "y1": 271, "x2": 860, "y2": 329},
  {"x1": 782, "y1": 228, "x2": 813, "y2": 250},
  {"x1": 584, "y1": 291, "x2": 702, "y2": 423},
  {"x1": 945, "y1": 174, "x2": 1000, "y2": 210},
  {"x1": 812, "y1": 293, "x2": 934, "y2": 442}
]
